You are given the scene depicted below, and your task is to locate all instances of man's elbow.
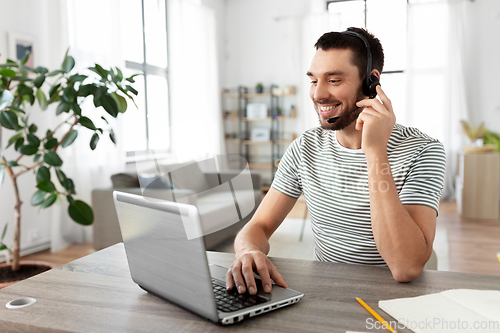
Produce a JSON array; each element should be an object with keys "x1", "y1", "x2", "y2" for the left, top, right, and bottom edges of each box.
[{"x1": 390, "y1": 265, "x2": 424, "y2": 283}]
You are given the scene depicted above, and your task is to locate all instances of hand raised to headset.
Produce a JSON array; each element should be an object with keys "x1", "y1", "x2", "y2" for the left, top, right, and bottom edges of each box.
[{"x1": 355, "y1": 85, "x2": 396, "y2": 157}]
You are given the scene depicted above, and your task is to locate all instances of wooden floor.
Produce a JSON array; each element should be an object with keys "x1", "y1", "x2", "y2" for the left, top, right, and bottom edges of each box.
[{"x1": 21, "y1": 201, "x2": 500, "y2": 276}]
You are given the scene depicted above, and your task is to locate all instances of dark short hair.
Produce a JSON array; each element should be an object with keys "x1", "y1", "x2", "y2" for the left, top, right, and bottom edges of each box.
[{"x1": 314, "y1": 27, "x2": 384, "y2": 80}]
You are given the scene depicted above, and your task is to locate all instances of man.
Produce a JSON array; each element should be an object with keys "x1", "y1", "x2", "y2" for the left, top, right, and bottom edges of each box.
[{"x1": 226, "y1": 27, "x2": 446, "y2": 295}]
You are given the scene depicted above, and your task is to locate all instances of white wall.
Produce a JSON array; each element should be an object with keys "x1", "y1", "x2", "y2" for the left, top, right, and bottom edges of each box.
[
  {"x1": 462, "y1": 0, "x2": 500, "y2": 133},
  {"x1": 0, "y1": 0, "x2": 68, "y2": 254}
]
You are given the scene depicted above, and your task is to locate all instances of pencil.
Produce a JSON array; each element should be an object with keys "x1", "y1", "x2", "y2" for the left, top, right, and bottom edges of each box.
[{"x1": 356, "y1": 297, "x2": 397, "y2": 333}]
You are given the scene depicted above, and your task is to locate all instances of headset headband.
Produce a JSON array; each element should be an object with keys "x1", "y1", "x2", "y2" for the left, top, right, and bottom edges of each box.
[{"x1": 340, "y1": 30, "x2": 372, "y2": 92}]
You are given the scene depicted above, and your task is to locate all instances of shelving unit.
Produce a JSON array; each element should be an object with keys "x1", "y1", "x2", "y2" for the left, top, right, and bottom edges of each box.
[{"x1": 222, "y1": 85, "x2": 296, "y2": 188}]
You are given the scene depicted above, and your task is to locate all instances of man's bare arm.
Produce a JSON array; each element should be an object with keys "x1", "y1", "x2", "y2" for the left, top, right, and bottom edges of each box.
[
  {"x1": 356, "y1": 85, "x2": 436, "y2": 282},
  {"x1": 227, "y1": 188, "x2": 298, "y2": 294},
  {"x1": 366, "y1": 152, "x2": 436, "y2": 282}
]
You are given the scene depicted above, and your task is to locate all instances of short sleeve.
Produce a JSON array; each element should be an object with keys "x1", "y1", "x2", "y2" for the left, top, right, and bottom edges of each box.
[
  {"x1": 271, "y1": 137, "x2": 302, "y2": 198},
  {"x1": 399, "y1": 141, "x2": 446, "y2": 215}
]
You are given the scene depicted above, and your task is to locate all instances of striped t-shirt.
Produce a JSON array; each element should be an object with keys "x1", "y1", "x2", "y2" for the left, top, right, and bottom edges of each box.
[{"x1": 271, "y1": 124, "x2": 446, "y2": 266}]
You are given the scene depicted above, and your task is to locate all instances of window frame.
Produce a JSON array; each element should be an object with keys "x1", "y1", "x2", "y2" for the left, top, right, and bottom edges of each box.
[
  {"x1": 124, "y1": 0, "x2": 171, "y2": 161},
  {"x1": 325, "y1": 0, "x2": 407, "y2": 77}
]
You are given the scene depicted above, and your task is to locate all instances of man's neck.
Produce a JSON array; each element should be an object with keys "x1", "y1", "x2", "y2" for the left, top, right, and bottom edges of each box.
[{"x1": 335, "y1": 123, "x2": 362, "y2": 150}]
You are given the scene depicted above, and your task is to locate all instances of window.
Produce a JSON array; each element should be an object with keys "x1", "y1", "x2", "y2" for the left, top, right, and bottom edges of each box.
[
  {"x1": 120, "y1": 0, "x2": 170, "y2": 158},
  {"x1": 327, "y1": 0, "x2": 407, "y2": 124}
]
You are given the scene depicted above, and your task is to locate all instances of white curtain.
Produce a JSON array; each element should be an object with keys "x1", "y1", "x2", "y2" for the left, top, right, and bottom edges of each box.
[
  {"x1": 168, "y1": 0, "x2": 223, "y2": 162},
  {"x1": 406, "y1": 0, "x2": 470, "y2": 200},
  {"x1": 50, "y1": 0, "x2": 125, "y2": 252}
]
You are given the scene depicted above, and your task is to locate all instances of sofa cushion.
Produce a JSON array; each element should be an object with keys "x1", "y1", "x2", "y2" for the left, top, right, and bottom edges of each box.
[
  {"x1": 111, "y1": 173, "x2": 140, "y2": 188},
  {"x1": 138, "y1": 173, "x2": 174, "y2": 189},
  {"x1": 169, "y1": 161, "x2": 211, "y2": 193},
  {"x1": 196, "y1": 186, "x2": 257, "y2": 236}
]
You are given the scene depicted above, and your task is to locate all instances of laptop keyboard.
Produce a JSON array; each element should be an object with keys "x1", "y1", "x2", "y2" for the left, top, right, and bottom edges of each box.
[{"x1": 212, "y1": 278, "x2": 268, "y2": 312}]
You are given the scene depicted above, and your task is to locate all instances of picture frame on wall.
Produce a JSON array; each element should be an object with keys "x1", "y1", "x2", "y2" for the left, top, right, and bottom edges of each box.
[
  {"x1": 250, "y1": 127, "x2": 270, "y2": 142},
  {"x1": 8, "y1": 32, "x2": 36, "y2": 67}
]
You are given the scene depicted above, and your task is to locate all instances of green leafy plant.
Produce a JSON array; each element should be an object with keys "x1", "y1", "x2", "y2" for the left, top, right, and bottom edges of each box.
[
  {"x1": 484, "y1": 130, "x2": 500, "y2": 152},
  {"x1": 0, "y1": 223, "x2": 8, "y2": 252},
  {"x1": 0, "y1": 50, "x2": 138, "y2": 272},
  {"x1": 255, "y1": 82, "x2": 264, "y2": 94}
]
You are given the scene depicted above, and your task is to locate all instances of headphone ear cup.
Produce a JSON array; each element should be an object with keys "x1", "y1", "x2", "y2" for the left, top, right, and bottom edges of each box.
[{"x1": 368, "y1": 74, "x2": 380, "y2": 99}]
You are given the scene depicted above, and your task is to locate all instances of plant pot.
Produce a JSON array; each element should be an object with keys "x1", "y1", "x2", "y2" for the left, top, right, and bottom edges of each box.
[{"x1": 0, "y1": 261, "x2": 56, "y2": 289}]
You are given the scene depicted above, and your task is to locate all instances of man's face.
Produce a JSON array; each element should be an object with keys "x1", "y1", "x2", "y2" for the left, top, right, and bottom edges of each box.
[{"x1": 307, "y1": 48, "x2": 365, "y2": 131}]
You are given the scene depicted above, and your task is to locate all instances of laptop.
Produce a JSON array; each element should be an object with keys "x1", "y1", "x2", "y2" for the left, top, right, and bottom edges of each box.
[{"x1": 113, "y1": 191, "x2": 304, "y2": 325}]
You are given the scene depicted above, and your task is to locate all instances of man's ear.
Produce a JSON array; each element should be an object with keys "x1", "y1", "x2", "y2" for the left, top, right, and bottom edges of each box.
[{"x1": 371, "y1": 69, "x2": 381, "y2": 81}]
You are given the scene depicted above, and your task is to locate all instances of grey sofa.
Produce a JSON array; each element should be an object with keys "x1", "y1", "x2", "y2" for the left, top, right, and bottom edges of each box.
[{"x1": 92, "y1": 161, "x2": 262, "y2": 251}]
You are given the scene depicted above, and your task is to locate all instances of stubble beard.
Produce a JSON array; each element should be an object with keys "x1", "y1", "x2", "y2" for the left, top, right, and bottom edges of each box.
[{"x1": 316, "y1": 88, "x2": 365, "y2": 131}]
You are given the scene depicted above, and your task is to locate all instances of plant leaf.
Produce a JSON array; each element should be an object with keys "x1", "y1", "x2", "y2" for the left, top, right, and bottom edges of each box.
[
  {"x1": 37, "y1": 166, "x2": 51, "y2": 183},
  {"x1": 109, "y1": 129, "x2": 116, "y2": 144},
  {"x1": 37, "y1": 180, "x2": 56, "y2": 193},
  {"x1": 0, "y1": 110, "x2": 19, "y2": 129},
  {"x1": 111, "y1": 92, "x2": 127, "y2": 113},
  {"x1": 126, "y1": 85, "x2": 138, "y2": 95},
  {"x1": 90, "y1": 132, "x2": 99, "y2": 150},
  {"x1": 70, "y1": 102, "x2": 81, "y2": 116},
  {"x1": 14, "y1": 138, "x2": 24, "y2": 151},
  {"x1": 116, "y1": 67, "x2": 123, "y2": 81},
  {"x1": 17, "y1": 84, "x2": 34, "y2": 97},
  {"x1": 61, "y1": 85, "x2": 75, "y2": 103},
  {"x1": 44, "y1": 137, "x2": 58, "y2": 150},
  {"x1": 62, "y1": 55, "x2": 75, "y2": 73},
  {"x1": 1, "y1": 222, "x2": 7, "y2": 241},
  {"x1": 27, "y1": 133, "x2": 40, "y2": 147},
  {"x1": 31, "y1": 190, "x2": 46, "y2": 206},
  {"x1": 21, "y1": 52, "x2": 30, "y2": 65},
  {"x1": 65, "y1": 178, "x2": 75, "y2": 194},
  {"x1": 56, "y1": 102, "x2": 70, "y2": 115},
  {"x1": 61, "y1": 130, "x2": 78, "y2": 148},
  {"x1": 47, "y1": 70, "x2": 62, "y2": 77},
  {"x1": 33, "y1": 75, "x2": 46, "y2": 89},
  {"x1": 40, "y1": 193, "x2": 58, "y2": 210},
  {"x1": 9, "y1": 106, "x2": 25, "y2": 114},
  {"x1": 100, "y1": 93, "x2": 119, "y2": 117},
  {"x1": 0, "y1": 69, "x2": 16, "y2": 77},
  {"x1": 0, "y1": 90, "x2": 15, "y2": 111},
  {"x1": 77, "y1": 84, "x2": 93, "y2": 97},
  {"x1": 79, "y1": 116, "x2": 96, "y2": 130},
  {"x1": 49, "y1": 83, "x2": 62, "y2": 99},
  {"x1": 94, "y1": 64, "x2": 108, "y2": 79},
  {"x1": 34, "y1": 67, "x2": 48, "y2": 75},
  {"x1": 19, "y1": 144, "x2": 39, "y2": 155},
  {"x1": 55, "y1": 168, "x2": 67, "y2": 185},
  {"x1": 34, "y1": 153, "x2": 42, "y2": 162},
  {"x1": 28, "y1": 124, "x2": 37, "y2": 133},
  {"x1": 36, "y1": 89, "x2": 48, "y2": 110},
  {"x1": 44, "y1": 151, "x2": 63, "y2": 167},
  {"x1": 7, "y1": 133, "x2": 23, "y2": 148},
  {"x1": 68, "y1": 200, "x2": 94, "y2": 225},
  {"x1": 66, "y1": 195, "x2": 75, "y2": 204},
  {"x1": 6, "y1": 161, "x2": 19, "y2": 167},
  {"x1": 69, "y1": 74, "x2": 87, "y2": 83}
]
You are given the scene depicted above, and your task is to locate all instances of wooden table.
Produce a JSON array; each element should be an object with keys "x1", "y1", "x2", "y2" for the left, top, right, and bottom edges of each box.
[{"x1": 0, "y1": 243, "x2": 499, "y2": 333}]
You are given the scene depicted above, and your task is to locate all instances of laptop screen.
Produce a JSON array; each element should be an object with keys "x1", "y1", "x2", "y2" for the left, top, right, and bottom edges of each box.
[{"x1": 114, "y1": 191, "x2": 219, "y2": 322}]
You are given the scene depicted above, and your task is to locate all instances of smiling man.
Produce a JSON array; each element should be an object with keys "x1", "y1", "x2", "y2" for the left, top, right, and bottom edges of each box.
[{"x1": 226, "y1": 27, "x2": 446, "y2": 294}]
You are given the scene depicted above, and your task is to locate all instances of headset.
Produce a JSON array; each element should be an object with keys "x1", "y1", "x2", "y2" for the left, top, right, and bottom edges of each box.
[
  {"x1": 341, "y1": 30, "x2": 380, "y2": 99},
  {"x1": 327, "y1": 30, "x2": 381, "y2": 124}
]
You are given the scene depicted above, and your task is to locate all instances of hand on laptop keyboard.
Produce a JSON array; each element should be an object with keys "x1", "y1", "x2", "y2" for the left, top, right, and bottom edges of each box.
[{"x1": 226, "y1": 249, "x2": 288, "y2": 295}]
